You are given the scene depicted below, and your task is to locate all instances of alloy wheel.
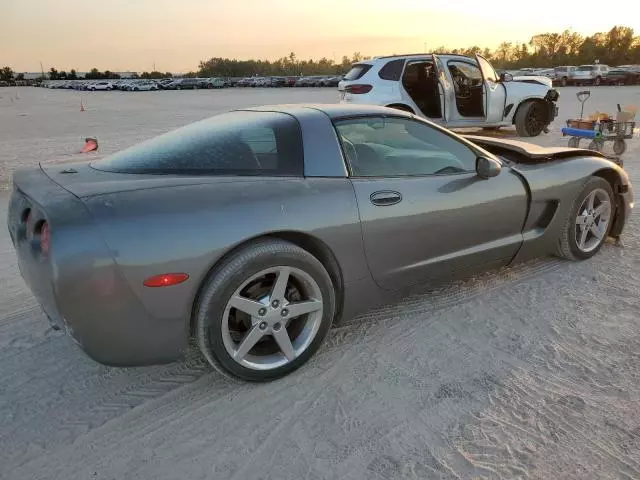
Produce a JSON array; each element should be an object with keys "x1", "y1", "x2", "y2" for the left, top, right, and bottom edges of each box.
[
  {"x1": 575, "y1": 188, "x2": 611, "y2": 253},
  {"x1": 221, "y1": 266, "x2": 324, "y2": 370}
]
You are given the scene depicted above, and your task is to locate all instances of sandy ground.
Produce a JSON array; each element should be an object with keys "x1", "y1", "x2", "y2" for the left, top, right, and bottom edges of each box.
[{"x1": 1, "y1": 86, "x2": 640, "y2": 480}]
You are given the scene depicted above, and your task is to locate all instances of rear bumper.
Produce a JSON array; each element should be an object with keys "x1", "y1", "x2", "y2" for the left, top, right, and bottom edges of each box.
[{"x1": 8, "y1": 168, "x2": 189, "y2": 367}]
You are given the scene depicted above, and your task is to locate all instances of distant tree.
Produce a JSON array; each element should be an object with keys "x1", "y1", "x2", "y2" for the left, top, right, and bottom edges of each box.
[
  {"x1": 0, "y1": 66, "x2": 13, "y2": 81},
  {"x1": 49, "y1": 67, "x2": 59, "y2": 80},
  {"x1": 15, "y1": 73, "x2": 25, "y2": 81},
  {"x1": 68, "y1": 69, "x2": 77, "y2": 80},
  {"x1": 85, "y1": 68, "x2": 101, "y2": 79},
  {"x1": 141, "y1": 71, "x2": 169, "y2": 79}
]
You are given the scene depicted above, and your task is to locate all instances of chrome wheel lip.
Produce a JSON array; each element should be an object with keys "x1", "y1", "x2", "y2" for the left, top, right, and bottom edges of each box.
[
  {"x1": 221, "y1": 266, "x2": 323, "y2": 371},
  {"x1": 575, "y1": 188, "x2": 612, "y2": 253}
]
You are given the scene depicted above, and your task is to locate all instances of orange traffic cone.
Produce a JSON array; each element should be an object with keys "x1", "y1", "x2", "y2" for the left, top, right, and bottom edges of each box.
[
  {"x1": 81, "y1": 137, "x2": 98, "y2": 153},
  {"x1": 80, "y1": 98, "x2": 85, "y2": 112}
]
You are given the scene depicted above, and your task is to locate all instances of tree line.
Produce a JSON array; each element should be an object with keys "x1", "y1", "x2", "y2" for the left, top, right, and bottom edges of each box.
[
  {"x1": 2, "y1": 25, "x2": 639, "y2": 82},
  {"x1": 434, "y1": 26, "x2": 639, "y2": 69}
]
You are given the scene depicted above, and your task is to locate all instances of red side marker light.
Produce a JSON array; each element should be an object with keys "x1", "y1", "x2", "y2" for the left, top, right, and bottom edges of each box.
[{"x1": 143, "y1": 273, "x2": 189, "y2": 287}]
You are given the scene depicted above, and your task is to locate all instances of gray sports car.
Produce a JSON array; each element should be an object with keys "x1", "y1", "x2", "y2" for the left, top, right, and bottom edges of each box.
[{"x1": 7, "y1": 104, "x2": 634, "y2": 382}]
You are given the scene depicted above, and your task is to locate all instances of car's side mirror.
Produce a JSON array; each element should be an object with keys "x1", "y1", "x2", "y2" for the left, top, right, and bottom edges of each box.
[
  {"x1": 500, "y1": 72, "x2": 513, "y2": 82},
  {"x1": 476, "y1": 156, "x2": 502, "y2": 179}
]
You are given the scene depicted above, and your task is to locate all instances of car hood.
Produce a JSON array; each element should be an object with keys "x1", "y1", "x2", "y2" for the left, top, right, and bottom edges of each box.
[
  {"x1": 463, "y1": 135, "x2": 607, "y2": 163},
  {"x1": 512, "y1": 75, "x2": 553, "y2": 88}
]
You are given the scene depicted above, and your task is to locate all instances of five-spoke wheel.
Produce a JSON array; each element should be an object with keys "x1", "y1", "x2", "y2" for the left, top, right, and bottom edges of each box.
[
  {"x1": 557, "y1": 177, "x2": 614, "y2": 260},
  {"x1": 196, "y1": 239, "x2": 335, "y2": 381}
]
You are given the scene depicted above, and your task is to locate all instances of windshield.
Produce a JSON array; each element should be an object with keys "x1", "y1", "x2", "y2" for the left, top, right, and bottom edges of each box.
[{"x1": 577, "y1": 66, "x2": 595, "y2": 71}]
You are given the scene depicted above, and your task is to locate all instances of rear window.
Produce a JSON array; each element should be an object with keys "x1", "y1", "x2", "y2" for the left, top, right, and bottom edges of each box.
[
  {"x1": 577, "y1": 66, "x2": 595, "y2": 71},
  {"x1": 343, "y1": 63, "x2": 372, "y2": 81},
  {"x1": 378, "y1": 59, "x2": 405, "y2": 81},
  {"x1": 91, "y1": 111, "x2": 303, "y2": 176}
]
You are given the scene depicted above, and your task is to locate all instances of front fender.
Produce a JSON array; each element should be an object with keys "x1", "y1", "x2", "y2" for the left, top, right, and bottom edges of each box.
[{"x1": 509, "y1": 156, "x2": 632, "y2": 263}]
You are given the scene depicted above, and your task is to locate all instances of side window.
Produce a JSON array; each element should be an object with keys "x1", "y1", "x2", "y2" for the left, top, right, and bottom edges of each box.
[
  {"x1": 447, "y1": 60, "x2": 483, "y2": 87},
  {"x1": 477, "y1": 56, "x2": 498, "y2": 83},
  {"x1": 378, "y1": 59, "x2": 406, "y2": 81},
  {"x1": 334, "y1": 117, "x2": 478, "y2": 177}
]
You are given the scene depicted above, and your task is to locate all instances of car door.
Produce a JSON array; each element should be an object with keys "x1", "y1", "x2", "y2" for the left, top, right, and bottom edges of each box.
[
  {"x1": 334, "y1": 115, "x2": 528, "y2": 291},
  {"x1": 433, "y1": 55, "x2": 456, "y2": 122},
  {"x1": 476, "y1": 55, "x2": 507, "y2": 124}
]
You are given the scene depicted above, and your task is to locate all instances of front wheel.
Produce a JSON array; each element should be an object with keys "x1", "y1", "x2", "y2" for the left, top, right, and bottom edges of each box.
[
  {"x1": 196, "y1": 239, "x2": 336, "y2": 382},
  {"x1": 594, "y1": 76, "x2": 601, "y2": 86},
  {"x1": 515, "y1": 101, "x2": 548, "y2": 137},
  {"x1": 557, "y1": 177, "x2": 614, "y2": 260}
]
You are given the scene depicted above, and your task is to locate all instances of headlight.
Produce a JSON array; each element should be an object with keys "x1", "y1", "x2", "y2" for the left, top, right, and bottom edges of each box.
[{"x1": 545, "y1": 89, "x2": 559, "y2": 102}]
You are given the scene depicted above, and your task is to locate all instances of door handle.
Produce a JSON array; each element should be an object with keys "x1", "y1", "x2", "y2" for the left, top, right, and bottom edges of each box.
[{"x1": 370, "y1": 190, "x2": 402, "y2": 206}]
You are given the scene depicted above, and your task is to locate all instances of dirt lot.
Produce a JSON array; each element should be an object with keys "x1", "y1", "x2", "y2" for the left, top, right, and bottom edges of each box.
[{"x1": 1, "y1": 86, "x2": 640, "y2": 480}]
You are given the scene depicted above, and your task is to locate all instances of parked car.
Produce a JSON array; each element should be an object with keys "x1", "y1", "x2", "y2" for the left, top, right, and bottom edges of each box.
[
  {"x1": 553, "y1": 66, "x2": 577, "y2": 86},
  {"x1": 127, "y1": 80, "x2": 159, "y2": 91},
  {"x1": 165, "y1": 78, "x2": 200, "y2": 90},
  {"x1": 199, "y1": 77, "x2": 226, "y2": 89},
  {"x1": 602, "y1": 68, "x2": 640, "y2": 86},
  {"x1": 8, "y1": 104, "x2": 633, "y2": 381},
  {"x1": 573, "y1": 64, "x2": 610, "y2": 86},
  {"x1": 88, "y1": 81, "x2": 114, "y2": 91},
  {"x1": 338, "y1": 53, "x2": 559, "y2": 137}
]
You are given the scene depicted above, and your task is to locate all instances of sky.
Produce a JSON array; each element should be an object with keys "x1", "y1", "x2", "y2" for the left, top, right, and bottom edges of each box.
[{"x1": 2, "y1": 0, "x2": 640, "y2": 73}]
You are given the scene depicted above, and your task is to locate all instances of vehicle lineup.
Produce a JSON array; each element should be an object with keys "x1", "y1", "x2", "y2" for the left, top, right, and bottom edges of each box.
[
  {"x1": 8, "y1": 104, "x2": 633, "y2": 382},
  {"x1": 338, "y1": 53, "x2": 560, "y2": 137}
]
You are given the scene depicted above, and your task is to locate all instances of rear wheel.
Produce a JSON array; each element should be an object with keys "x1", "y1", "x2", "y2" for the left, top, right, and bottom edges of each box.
[
  {"x1": 557, "y1": 177, "x2": 614, "y2": 260},
  {"x1": 588, "y1": 140, "x2": 603, "y2": 152},
  {"x1": 196, "y1": 239, "x2": 336, "y2": 382},
  {"x1": 515, "y1": 100, "x2": 547, "y2": 137},
  {"x1": 613, "y1": 139, "x2": 626, "y2": 155},
  {"x1": 568, "y1": 137, "x2": 580, "y2": 148},
  {"x1": 594, "y1": 76, "x2": 601, "y2": 86}
]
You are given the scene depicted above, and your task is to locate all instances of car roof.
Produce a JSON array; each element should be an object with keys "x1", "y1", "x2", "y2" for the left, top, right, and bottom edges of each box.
[{"x1": 239, "y1": 103, "x2": 414, "y2": 120}]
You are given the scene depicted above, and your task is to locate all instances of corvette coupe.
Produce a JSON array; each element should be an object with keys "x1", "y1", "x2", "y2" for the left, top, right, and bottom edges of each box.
[{"x1": 8, "y1": 104, "x2": 634, "y2": 381}]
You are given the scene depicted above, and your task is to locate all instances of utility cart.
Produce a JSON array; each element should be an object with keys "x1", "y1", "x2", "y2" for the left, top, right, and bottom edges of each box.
[{"x1": 561, "y1": 90, "x2": 636, "y2": 156}]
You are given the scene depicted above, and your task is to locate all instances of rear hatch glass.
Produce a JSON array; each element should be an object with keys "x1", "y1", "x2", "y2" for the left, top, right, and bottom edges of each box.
[
  {"x1": 343, "y1": 64, "x2": 373, "y2": 81},
  {"x1": 90, "y1": 110, "x2": 304, "y2": 176}
]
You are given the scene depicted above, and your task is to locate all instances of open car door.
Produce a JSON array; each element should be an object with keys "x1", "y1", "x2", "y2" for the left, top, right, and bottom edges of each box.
[
  {"x1": 433, "y1": 55, "x2": 456, "y2": 122},
  {"x1": 476, "y1": 54, "x2": 507, "y2": 124}
]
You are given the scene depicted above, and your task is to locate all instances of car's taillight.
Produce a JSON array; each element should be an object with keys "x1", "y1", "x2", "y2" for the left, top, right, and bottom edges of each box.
[
  {"x1": 345, "y1": 84, "x2": 372, "y2": 94},
  {"x1": 40, "y1": 221, "x2": 51, "y2": 255}
]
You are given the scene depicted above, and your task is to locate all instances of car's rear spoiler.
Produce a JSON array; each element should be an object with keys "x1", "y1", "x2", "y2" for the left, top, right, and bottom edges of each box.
[{"x1": 463, "y1": 134, "x2": 607, "y2": 161}]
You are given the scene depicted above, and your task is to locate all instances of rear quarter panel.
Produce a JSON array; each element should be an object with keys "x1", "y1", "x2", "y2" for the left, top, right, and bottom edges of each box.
[{"x1": 82, "y1": 176, "x2": 368, "y2": 333}]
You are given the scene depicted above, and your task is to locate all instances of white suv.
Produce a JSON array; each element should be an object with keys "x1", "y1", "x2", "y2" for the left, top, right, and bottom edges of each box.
[
  {"x1": 573, "y1": 64, "x2": 610, "y2": 86},
  {"x1": 338, "y1": 54, "x2": 559, "y2": 137}
]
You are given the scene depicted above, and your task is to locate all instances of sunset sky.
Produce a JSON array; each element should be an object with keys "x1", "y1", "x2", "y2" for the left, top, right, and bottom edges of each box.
[{"x1": 2, "y1": 0, "x2": 639, "y2": 73}]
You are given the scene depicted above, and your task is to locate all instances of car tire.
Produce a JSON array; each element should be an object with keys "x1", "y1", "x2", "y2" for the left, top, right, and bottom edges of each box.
[
  {"x1": 613, "y1": 139, "x2": 626, "y2": 155},
  {"x1": 594, "y1": 76, "x2": 601, "y2": 86},
  {"x1": 515, "y1": 100, "x2": 547, "y2": 137},
  {"x1": 557, "y1": 177, "x2": 614, "y2": 261},
  {"x1": 196, "y1": 239, "x2": 336, "y2": 382},
  {"x1": 561, "y1": 77, "x2": 567, "y2": 87}
]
